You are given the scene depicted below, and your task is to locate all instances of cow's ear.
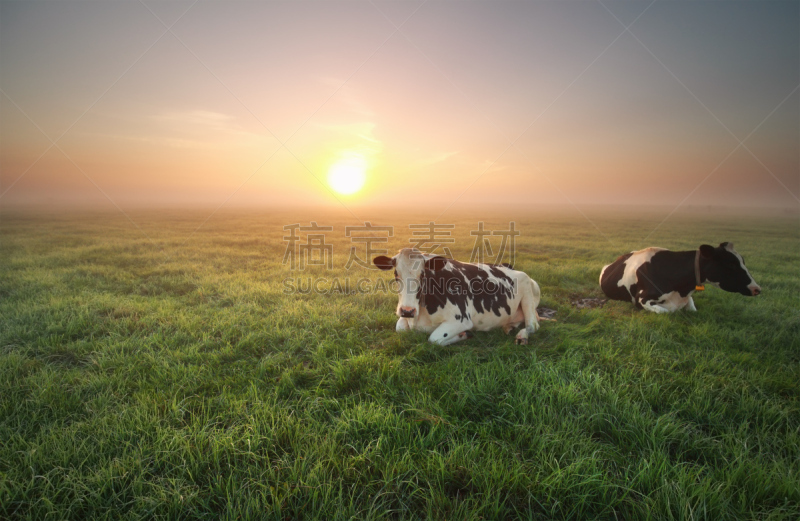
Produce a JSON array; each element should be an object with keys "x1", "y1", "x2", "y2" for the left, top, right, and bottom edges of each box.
[
  {"x1": 424, "y1": 256, "x2": 448, "y2": 271},
  {"x1": 699, "y1": 244, "x2": 716, "y2": 259},
  {"x1": 373, "y1": 256, "x2": 394, "y2": 270},
  {"x1": 720, "y1": 241, "x2": 733, "y2": 251}
]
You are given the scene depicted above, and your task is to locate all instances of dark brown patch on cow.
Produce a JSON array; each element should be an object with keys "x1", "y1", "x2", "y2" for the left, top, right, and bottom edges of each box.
[
  {"x1": 643, "y1": 250, "x2": 700, "y2": 298},
  {"x1": 599, "y1": 252, "x2": 635, "y2": 302},
  {"x1": 373, "y1": 256, "x2": 395, "y2": 270},
  {"x1": 422, "y1": 260, "x2": 515, "y2": 319}
]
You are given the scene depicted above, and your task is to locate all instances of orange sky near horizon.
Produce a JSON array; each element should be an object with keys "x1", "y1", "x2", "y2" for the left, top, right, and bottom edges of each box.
[{"x1": 1, "y1": 0, "x2": 798, "y2": 212}]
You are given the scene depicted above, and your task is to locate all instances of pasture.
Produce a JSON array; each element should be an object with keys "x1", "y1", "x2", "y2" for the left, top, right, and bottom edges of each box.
[{"x1": 1, "y1": 208, "x2": 798, "y2": 520}]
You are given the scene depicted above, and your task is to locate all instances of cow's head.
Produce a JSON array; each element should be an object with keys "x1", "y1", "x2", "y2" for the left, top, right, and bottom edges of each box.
[
  {"x1": 699, "y1": 242, "x2": 761, "y2": 296},
  {"x1": 373, "y1": 248, "x2": 448, "y2": 318}
]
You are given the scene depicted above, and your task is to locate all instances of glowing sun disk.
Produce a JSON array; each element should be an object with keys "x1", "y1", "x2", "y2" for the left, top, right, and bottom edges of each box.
[{"x1": 328, "y1": 156, "x2": 367, "y2": 195}]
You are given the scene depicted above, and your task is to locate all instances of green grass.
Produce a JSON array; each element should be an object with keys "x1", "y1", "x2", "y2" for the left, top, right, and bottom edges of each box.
[{"x1": 1, "y1": 208, "x2": 798, "y2": 520}]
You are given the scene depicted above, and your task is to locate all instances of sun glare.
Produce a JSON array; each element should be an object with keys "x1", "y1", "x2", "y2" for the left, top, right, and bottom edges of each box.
[{"x1": 328, "y1": 155, "x2": 367, "y2": 195}]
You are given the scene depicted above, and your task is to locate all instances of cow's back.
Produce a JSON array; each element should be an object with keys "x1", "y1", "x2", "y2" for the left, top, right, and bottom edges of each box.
[
  {"x1": 600, "y1": 252, "x2": 636, "y2": 303},
  {"x1": 601, "y1": 247, "x2": 669, "y2": 304}
]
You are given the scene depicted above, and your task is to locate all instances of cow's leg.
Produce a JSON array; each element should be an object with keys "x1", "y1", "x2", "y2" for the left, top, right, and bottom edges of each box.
[
  {"x1": 642, "y1": 291, "x2": 690, "y2": 313},
  {"x1": 640, "y1": 297, "x2": 671, "y2": 313},
  {"x1": 637, "y1": 284, "x2": 670, "y2": 313},
  {"x1": 515, "y1": 277, "x2": 541, "y2": 345},
  {"x1": 641, "y1": 301, "x2": 670, "y2": 313},
  {"x1": 503, "y1": 307, "x2": 524, "y2": 334},
  {"x1": 428, "y1": 320, "x2": 474, "y2": 346},
  {"x1": 686, "y1": 296, "x2": 697, "y2": 312},
  {"x1": 396, "y1": 317, "x2": 411, "y2": 331}
]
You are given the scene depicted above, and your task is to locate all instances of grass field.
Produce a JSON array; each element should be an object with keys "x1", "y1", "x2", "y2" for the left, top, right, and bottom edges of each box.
[{"x1": 1, "y1": 207, "x2": 798, "y2": 520}]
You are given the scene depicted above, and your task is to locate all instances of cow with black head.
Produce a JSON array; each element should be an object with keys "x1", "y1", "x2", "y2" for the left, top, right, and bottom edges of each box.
[
  {"x1": 373, "y1": 248, "x2": 542, "y2": 345},
  {"x1": 600, "y1": 242, "x2": 761, "y2": 313}
]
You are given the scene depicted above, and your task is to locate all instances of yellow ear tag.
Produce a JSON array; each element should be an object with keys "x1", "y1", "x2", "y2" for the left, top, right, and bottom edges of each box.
[{"x1": 695, "y1": 285, "x2": 705, "y2": 291}]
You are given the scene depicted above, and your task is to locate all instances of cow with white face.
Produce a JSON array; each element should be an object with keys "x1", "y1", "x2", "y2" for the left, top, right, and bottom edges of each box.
[
  {"x1": 600, "y1": 242, "x2": 761, "y2": 313},
  {"x1": 373, "y1": 248, "x2": 542, "y2": 345}
]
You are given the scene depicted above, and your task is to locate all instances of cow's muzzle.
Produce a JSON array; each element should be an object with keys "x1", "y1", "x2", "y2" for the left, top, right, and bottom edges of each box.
[
  {"x1": 749, "y1": 285, "x2": 761, "y2": 296},
  {"x1": 399, "y1": 307, "x2": 416, "y2": 318}
]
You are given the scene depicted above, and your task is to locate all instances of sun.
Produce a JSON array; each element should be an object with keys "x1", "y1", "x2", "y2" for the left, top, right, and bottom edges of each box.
[{"x1": 328, "y1": 155, "x2": 367, "y2": 195}]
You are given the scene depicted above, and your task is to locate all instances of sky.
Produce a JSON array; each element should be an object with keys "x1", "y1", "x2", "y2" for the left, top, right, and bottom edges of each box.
[{"x1": 1, "y1": 0, "x2": 798, "y2": 212}]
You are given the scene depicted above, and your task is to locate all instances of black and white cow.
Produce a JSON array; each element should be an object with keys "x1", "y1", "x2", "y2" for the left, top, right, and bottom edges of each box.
[
  {"x1": 600, "y1": 242, "x2": 760, "y2": 313},
  {"x1": 373, "y1": 248, "x2": 541, "y2": 345}
]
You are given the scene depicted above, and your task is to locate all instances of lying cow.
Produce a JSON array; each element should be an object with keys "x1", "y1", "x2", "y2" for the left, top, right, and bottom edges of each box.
[
  {"x1": 600, "y1": 242, "x2": 760, "y2": 313},
  {"x1": 373, "y1": 248, "x2": 541, "y2": 345}
]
